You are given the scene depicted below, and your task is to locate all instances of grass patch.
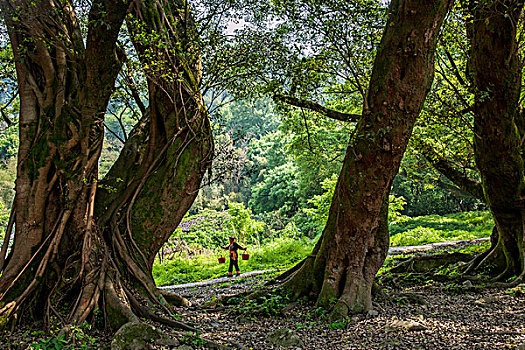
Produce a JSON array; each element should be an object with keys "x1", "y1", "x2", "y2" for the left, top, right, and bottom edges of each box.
[
  {"x1": 389, "y1": 211, "x2": 493, "y2": 246},
  {"x1": 153, "y1": 237, "x2": 313, "y2": 286},
  {"x1": 154, "y1": 211, "x2": 494, "y2": 286}
]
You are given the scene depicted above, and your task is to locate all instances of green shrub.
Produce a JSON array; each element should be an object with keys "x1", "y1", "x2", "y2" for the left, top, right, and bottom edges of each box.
[
  {"x1": 162, "y1": 204, "x2": 270, "y2": 259},
  {"x1": 235, "y1": 291, "x2": 291, "y2": 316},
  {"x1": 29, "y1": 323, "x2": 97, "y2": 349},
  {"x1": 225, "y1": 201, "x2": 266, "y2": 244},
  {"x1": 389, "y1": 211, "x2": 493, "y2": 236}
]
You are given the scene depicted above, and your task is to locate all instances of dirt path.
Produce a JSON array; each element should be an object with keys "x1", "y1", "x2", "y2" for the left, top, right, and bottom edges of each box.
[{"x1": 158, "y1": 269, "x2": 277, "y2": 290}]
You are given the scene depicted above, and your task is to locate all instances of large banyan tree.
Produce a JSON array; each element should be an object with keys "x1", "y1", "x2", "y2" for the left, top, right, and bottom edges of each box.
[
  {"x1": 279, "y1": 0, "x2": 452, "y2": 318},
  {"x1": 0, "y1": 0, "x2": 212, "y2": 330}
]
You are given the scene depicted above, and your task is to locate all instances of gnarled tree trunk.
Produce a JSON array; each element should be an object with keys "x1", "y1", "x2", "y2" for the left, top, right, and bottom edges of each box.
[
  {"x1": 95, "y1": 0, "x2": 213, "y2": 327},
  {"x1": 0, "y1": 0, "x2": 212, "y2": 331},
  {"x1": 0, "y1": 0, "x2": 132, "y2": 327},
  {"x1": 467, "y1": 0, "x2": 525, "y2": 280},
  {"x1": 282, "y1": 0, "x2": 451, "y2": 318}
]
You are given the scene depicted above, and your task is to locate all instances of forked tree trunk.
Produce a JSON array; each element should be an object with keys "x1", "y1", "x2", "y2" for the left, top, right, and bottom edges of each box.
[
  {"x1": 468, "y1": 0, "x2": 525, "y2": 280},
  {"x1": 0, "y1": 0, "x2": 211, "y2": 331},
  {"x1": 98, "y1": 0, "x2": 212, "y2": 269},
  {"x1": 283, "y1": 0, "x2": 451, "y2": 318},
  {"x1": 0, "y1": 0, "x2": 131, "y2": 326}
]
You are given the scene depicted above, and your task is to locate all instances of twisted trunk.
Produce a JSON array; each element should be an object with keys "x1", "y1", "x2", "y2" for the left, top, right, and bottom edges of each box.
[
  {"x1": 0, "y1": 0, "x2": 131, "y2": 327},
  {"x1": 283, "y1": 0, "x2": 451, "y2": 318},
  {"x1": 95, "y1": 0, "x2": 212, "y2": 326},
  {"x1": 468, "y1": 0, "x2": 525, "y2": 279},
  {"x1": 0, "y1": 0, "x2": 211, "y2": 331}
]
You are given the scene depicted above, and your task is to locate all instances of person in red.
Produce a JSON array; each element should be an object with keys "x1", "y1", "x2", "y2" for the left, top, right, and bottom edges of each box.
[{"x1": 221, "y1": 236, "x2": 246, "y2": 277}]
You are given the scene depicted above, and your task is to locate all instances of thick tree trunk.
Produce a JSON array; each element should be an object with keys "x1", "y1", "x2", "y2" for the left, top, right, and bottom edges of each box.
[
  {"x1": 283, "y1": 0, "x2": 451, "y2": 318},
  {"x1": 94, "y1": 0, "x2": 212, "y2": 326},
  {"x1": 0, "y1": 0, "x2": 131, "y2": 327},
  {"x1": 0, "y1": 0, "x2": 210, "y2": 331},
  {"x1": 468, "y1": 0, "x2": 525, "y2": 279},
  {"x1": 97, "y1": 0, "x2": 212, "y2": 269}
]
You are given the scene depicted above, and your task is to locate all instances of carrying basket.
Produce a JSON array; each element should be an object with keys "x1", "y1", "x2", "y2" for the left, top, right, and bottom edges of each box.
[
  {"x1": 218, "y1": 256, "x2": 226, "y2": 263},
  {"x1": 241, "y1": 253, "x2": 249, "y2": 260}
]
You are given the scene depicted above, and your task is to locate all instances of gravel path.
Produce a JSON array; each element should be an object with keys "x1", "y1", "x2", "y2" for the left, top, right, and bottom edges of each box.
[{"x1": 159, "y1": 269, "x2": 277, "y2": 290}]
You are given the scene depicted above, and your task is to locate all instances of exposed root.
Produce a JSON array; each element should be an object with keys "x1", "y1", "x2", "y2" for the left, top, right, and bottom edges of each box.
[
  {"x1": 381, "y1": 272, "x2": 484, "y2": 287},
  {"x1": 104, "y1": 276, "x2": 139, "y2": 328},
  {"x1": 385, "y1": 252, "x2": 473, "y2": 274},
  {"x1": 463, "y1": 226, "x2": 499, "y2": 275},
  {"x1": 124, "y1": 286, "x2": 197, "y2": 332},
  {"x1": 484, "y1": 270, "x2": 525, "y2": 288},
  {"x1": 0, "y1": 209, "x2": 73, "y2": 323},
  {"x1": 159, "y1": 290, "x2": 191, "y2": 307}
]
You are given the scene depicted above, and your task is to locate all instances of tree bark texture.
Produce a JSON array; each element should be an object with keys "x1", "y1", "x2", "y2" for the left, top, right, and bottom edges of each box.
[
  {"x1": 0, "y1": 0, "x2": 211, "y2": 331},
  {"x1": 95, "y1": 0, "x2": 212, "y2": 321},
  {"x1": 283, "y1": 0, "x2": 451, "y2": 318},
  {"x1": 97, "y1": 0, "x2": 212, "y2": 270},
  {"x1": 0, "y1": 0, "x2": 131, "y2": 326},
  {"x1": 469, "y1": 0, "x2": 525, "y2": 279}
]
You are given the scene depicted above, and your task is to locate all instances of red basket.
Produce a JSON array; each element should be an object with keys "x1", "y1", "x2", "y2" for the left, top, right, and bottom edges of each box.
[
  {"x1": 218, "y1": 256, "x2": 226, "y2": 264},
  {"x1": 242, "y1": 253, "x2": 249, "y2": 260}
]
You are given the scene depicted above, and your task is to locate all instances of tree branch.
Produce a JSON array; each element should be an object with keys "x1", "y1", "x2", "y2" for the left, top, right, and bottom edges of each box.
[
  {"x1": 439, "y1": 39, "x2": 468, "y2": 88},
  {"x1": 103, "y1": 121, "x2": 125, "y2": 144},
  {"x1": 273, "y1": 94, "x2": 360, "y2": 122},
  {"x1": 0, "y1": 89, "x2": 18, "y2": 127},
  {"x1": 415, "y1": 140, "x2": 484, "y2": 200}
]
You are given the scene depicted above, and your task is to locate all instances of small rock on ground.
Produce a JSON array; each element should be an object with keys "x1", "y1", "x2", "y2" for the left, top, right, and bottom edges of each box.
[
  {"x1": 266, "y1": 328, "x2": 303, "y2": 348},
  {"x1": 389, "y1": 319, "x2": 427, "y2": 331},
  {"x1": 111, "y1": 321, "x2": 179, "y2": 350}
]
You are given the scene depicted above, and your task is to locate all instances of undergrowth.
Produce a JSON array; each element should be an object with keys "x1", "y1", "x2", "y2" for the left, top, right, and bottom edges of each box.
[
  {"x1": 232, "y1": 291, "x2": 292, "y2": 317},
  {"x1": 154, "y1": 210, "x2": 493, "y2": 286}
]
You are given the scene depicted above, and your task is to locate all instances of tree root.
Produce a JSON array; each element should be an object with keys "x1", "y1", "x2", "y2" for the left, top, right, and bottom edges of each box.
[
  {"x1": 484, "y1": 272, "x2": 525, "y2": 288},
  {"x1": 384, "y1": 252, "x2": 473, "y2": 274},
  {"x1": 463, "y1": 226, "x2": 499, "y2": 275},
  {"x1": 159, "y1": 290, "x2": 191, "y2": 307},
  {"x1": 124, "y1": 286, "x2": 197, "y2": 332}
]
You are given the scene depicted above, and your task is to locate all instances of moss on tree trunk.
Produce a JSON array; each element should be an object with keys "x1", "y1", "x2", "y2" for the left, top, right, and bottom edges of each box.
[
  {"x1": 283, "y1": 0, "x2": 452, "y2": 318},
  {"x1": 468, "y1": 0, "x2": 525, "y2": 279},
  {"x1": 0, "y1": 0, "x2": 210, "y2": 332}
]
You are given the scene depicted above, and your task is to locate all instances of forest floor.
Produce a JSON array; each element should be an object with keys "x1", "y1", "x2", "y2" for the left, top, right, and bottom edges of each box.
[
  {"x1": 3, "y1": 240, "x2": 525, "y2": 349},
  {"x1": 163, "y1": 240, "x2": 525, "y2": 350}
]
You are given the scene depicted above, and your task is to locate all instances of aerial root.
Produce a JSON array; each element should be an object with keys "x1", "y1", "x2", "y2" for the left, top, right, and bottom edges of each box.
[{"x1": 124, "y1": 286, "x2": 197, "y2": 332}]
